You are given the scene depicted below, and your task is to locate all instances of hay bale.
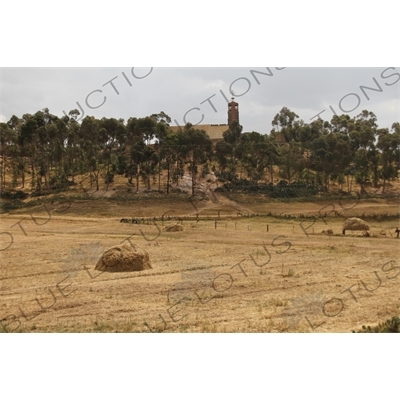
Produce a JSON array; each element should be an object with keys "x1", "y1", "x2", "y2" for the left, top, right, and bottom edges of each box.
[
  {"x1": 342, "y1": 218, "x2": 369, "y2": 234},
  {"x1": 95, "y1": 243, "x2": 152, "y2": 272},
  {"x1": 165, "y1": 224, "x2": 184, "y2": 232}
]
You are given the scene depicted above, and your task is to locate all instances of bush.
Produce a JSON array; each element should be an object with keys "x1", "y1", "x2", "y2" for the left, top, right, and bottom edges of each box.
[
  {"x1": 0, "y1": 199, "x2": 23, "y2": 212},
  {"x1": 50, "y1": 174, "x2": 74, "y2": 190},
  {"x1": 0, "y1": 198, "x2": 44, "y2": 212},
  {"x1": 171, "y1": 187, "x2": 188, "y2": 194},
  {"x1": 218, "y1": 178, "x2": 321, "y2": 198},
  {"x1": 352, "y1": 316, "x2": 400, "y2": 333},
  {"x1": 31, "y1": 190, "x2": 51, "y2": 197},
  {"x1": 0, "y1": 190, "x2": 28, "y2": 200},
  {"x1": 104, "y1": 171, "x2": 114, "y2": 184}
]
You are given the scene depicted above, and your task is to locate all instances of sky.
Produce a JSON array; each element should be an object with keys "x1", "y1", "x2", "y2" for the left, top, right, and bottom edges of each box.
[
  {"x1": 1, "y1": 3, "x2": 399, "y2": 395},
  {"x1": 1, "y1": 67, "x2": 399, "y2": 134}
]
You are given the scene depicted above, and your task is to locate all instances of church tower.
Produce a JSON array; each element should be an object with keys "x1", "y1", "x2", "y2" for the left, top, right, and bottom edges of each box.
[{"x1": 228, "y1": 98, "x2": 239, "y2": 125}]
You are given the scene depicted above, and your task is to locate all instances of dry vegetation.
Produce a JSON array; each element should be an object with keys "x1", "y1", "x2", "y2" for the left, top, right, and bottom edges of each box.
[{"x1": 1, "y1": 180, "x2": 399, "y2": 333}]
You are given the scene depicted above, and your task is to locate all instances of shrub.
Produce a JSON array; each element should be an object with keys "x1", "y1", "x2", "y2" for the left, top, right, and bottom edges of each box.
[
  {"x1": 0, "y1": 190, "x2": 28, "y2": 200},
  {"x1": 49, "y1": 174, "x2": 74, "y2": 190},
  {"x1": 104, "y1": 171, "x2": 114, "y2": 184},
  {"x1": 352, "y1": 316, "x2": 400, "y2": 333},
  {"x1": 218, "y1": 178, "x2": 321, "y2": 198}
]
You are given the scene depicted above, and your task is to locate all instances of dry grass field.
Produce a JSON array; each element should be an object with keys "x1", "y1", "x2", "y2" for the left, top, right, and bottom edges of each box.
[{"x1": 1, "y1": 186, "x2": 399, "y2": 333}]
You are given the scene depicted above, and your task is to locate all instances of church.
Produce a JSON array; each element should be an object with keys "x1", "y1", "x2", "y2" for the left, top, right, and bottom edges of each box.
[{"x1": 171, "y1": 99, "x2": 240, "y2": 141}]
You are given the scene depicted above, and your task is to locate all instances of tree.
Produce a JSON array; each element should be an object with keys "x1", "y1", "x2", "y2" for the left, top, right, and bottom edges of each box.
[
  {"x1": 63, "y1": 110, "x2": 82, "y2": 184},
  {"x1": 272, "y1": 107, "x2": 300, "y2": 134},
  {"x1": 141, "y1": 145, "x2": 159, "y2": 191},
  {"x1": 80, "y1": 116, "x2": 102, "y2": 191},
  {"x1": 151, "y1": 112, "x2": 172, "y2": 190},
  {"x1": 310, "y1": 133, "x2": 352, "y2": 191},
  {"x1": 19, "y1": 112, "x2": 46, "y2": 192},
  {"x1": 237, "y1": 131, "x2": 270, "y2": 182},
  {"x1": 180, "y1": 124, "x2": 212, "y2": 196},
  {"x1": 159, "y1": 131, "x2": 180, "y2": 194},
  {"x1": 99, "y1": 117, "x2": 126, "y2": 191},
  {"x1": 350, "y1": 111, "x2": 378, "y2": 191},
  {"x1": 214, "y1": 121, "x2": 243, "y2": 182},
  {"x1": 262, "y1": 135, "x2": 280, "y2": 184},
  {"x1": 129, "y1": 140, "x2": 145, "y2": 192},
  {"x1": 0, "y1": 122, "x2": 17, "y2": 191},
  {"x1": 278, "y1": 141, "x2": 304, "y2": 184},
  {"x1": 270, "y1": 108, "x2": 307, "y2": 183},
  {"x1": 377, "y1": 126, "x2": 400, "y2": 192}
]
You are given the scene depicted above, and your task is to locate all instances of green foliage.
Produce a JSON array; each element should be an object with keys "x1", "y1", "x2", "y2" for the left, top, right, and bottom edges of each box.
[
  {"x1": 104, "y1": 171, "x2": 114, "y2": 184},
  {"x1": 0, "y1": 198, "x2": 42, "y2": 212},
  {"x1": 201, "y1": 164, "x2": 210, "y2": 178},
  {"x1": 1, "y1": 106, "x2": 399, "y2": 198},
  {"x1": 0, "y1": 190, "x2": 28, "y2": 200},
  {"x1": 49, "y1": 174, "x2": 72, "y2": 190},
  {"x1": 219, "y1": 178, "x2": 321, "y2": 198},
  {"x1": 352, "y1": 316, "x2": 400, "y2": 333}
]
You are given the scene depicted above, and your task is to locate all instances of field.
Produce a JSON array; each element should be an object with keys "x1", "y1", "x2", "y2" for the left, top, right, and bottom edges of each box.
[{"x1": 1, "y1": 190, "x2": 399, "y2": 333}]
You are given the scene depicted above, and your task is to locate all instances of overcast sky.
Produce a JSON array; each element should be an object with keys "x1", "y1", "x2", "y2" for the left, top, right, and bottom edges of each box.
[{"x1": 1, "y1": 67, "x2": 399, "y2": 133}]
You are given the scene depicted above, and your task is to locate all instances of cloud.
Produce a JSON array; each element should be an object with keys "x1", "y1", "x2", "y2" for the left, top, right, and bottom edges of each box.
[{"x1": 1, "y1": 67, "x2": 399, "y2": 131}]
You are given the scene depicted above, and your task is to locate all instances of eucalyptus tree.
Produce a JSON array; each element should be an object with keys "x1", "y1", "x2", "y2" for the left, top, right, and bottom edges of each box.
[
  {"x1": 377, "y1": 124, "x2": 400, "y2": 192},
  {"x1": 214, "y1": 121, "x2": 243, "y2": 182},
  {"x1": 134, "y1": 116, "x2": 161, "y2": 191},
  {"x1": 80, "y1": 116, "x2": 102, "y2": 191},
  {"x1": 99, "y1": 117, "x2": 126, "y2": 190},
  {"x1": 126, "y1": 116, "x2": 159, "y2": 192},
  {"x1": 237, "y1": 131, "x2": 271, "y2": 183},
  {"x1": 141, "y1": 145, "x2": 159, "y2": 191},
  {"x1": 350, "y1": 110, "x2": 378, "y2": 190},
  {"x1": 129, "y1": 140, "x2": 145, "y2": 192},
  {"x1": 151, "y1": 112, "x2": 171, "y2": 191},
  {"x1": 270, "y1": 108, "x2": 307, "y2": 183},
  {"x1": 180, "y1": 123, "x2": 212, "y2": 196},
  {"x1": 0, "y1": 121, "x2": 17, "y2": 190},
  {"x1": 158, "y1": 130, "x2": 180, "y2": 194},
  {"x1": 214, "y1": 139, "x2": 230, "y2": 175},
  {"x1": 271, "y1": 106, "x2": 300, "y2": 138},
  {"x1": 325, "y1": 115, "x2": 357, "y2": 191},
  {"x1": 7, "y1": 115, "x2": 30, "y2": 189},
  {"x1": 63, "y1": 109, "x2": 83, "y2": 184},
  {"x1": 19, "y1": 111, "x2": 48, "y2": 191},
  {"x1": 17, "y1": 108, "x2": 67, "y2": 192},
  {"x1": 125, "y1": 117, "x2": 142, "y2": 190}
]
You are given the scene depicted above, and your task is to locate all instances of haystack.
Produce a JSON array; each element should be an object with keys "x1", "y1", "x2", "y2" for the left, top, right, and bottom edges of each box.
[
  {"x1": 165, "y1": 224, "x2": 184, "y2": 232},
  {"x1": 342, "y1": 218, "x2": 369, "y2": 234},
  {"x1": 95, "y1": 243, "x2": 152, "y2": 272}
]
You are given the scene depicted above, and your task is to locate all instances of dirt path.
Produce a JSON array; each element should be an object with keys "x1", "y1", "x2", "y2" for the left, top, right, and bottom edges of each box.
[{"x1": 191, "y1": 192, "x2": 255, "y2": 216}]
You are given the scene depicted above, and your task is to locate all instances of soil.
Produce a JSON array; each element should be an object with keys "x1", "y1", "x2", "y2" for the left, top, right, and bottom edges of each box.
[
  {"x1": 2, "y1": 92, "x2": 400, "y2": 336},
  {"x1": 1, "y1": 188, "x2": 399, "y2": 333}
]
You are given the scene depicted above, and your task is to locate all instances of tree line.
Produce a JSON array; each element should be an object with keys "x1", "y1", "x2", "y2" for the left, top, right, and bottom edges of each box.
[{"x1": 0, "y1": 107, "x2": 399, "y2": 198}]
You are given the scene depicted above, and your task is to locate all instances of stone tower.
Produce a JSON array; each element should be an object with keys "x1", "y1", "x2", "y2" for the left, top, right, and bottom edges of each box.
[{"x1": 228, "y1": 98, "x2": 239, "y2": 125}]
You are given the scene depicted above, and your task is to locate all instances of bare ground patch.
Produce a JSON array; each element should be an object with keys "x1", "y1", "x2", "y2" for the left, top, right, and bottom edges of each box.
[{"x1": 1, "y1": 195, "x2": 399, "y2": 333}]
